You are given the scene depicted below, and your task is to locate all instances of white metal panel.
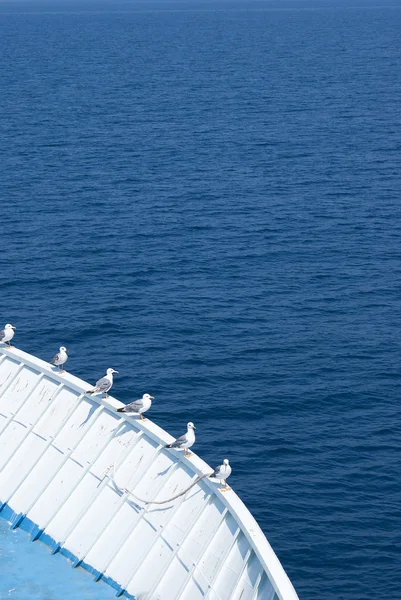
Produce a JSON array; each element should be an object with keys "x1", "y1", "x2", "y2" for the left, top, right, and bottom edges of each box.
[
  {"x1": 33, "y1": 388, "x2": 81, "y2": 438},
  {"x1": 174, "y1": 499, "x2": 229, "y2": 600},
  {"x1": 257, "y1": 573, "x2": 277, "y2": 600},
  {"x1": 179, "y1": 573, "x2": 208, "y2": 600},
  {"x1": 210, "y1": 531, "x2": 251, "y2": 599},
  {"x1": 85, "y1": 486, "x2": 142, "y2": 576},
  {"x1": 128, "y1": 529, "x2": 179, "y2": 598},
  {"x1": 28, "y1": 457, "x2": 87, "y2": 531},
  {"x1": 180, "y1": 496, "x2": 227, "y2": 565},
  {"x1": 8, "y1": 445, "x2": 78, "y2": 516},
  {"x1": 51, "y1": 397, "x2": 100, "y2": 452},
  {"x1": 45, "y1": 417, "x2": 125, "y2": 542},
  {"x1": 0, "y1": 357, "x2": 22, "y2": 399},
  {"x1": 126, "y1": 470, "x2": 202, "y2": 595},
  {"x1": 127, "y1": 450, "x2": 177, "y2": 500},
  {"x1": 105, "y1": 458, "x2": 186, "y2": 587},
  {"x1": 75, "y1": 429, "x2": 151, "y2": 574},
  {"x1": 0, "y1": 364, "x2": 40, "y2": 427},
  {"x1": 110, "y1": 435, "x2": 161, "y2": 493},
  {"x1": 0, "y1": 431, "x2": 50, "y2": 501},
  {"x1": 0, "y1": 389, "x2": 84, "y2": 507},
  {"x1": 63, "y1": 476, "x2": 126, "y2": 558},
  {"x1": 70, "y1": 409, "x2": 122, "y2": 466},
  {"x1": 198, "y1": 513, "x2": 239, "y2": 587},
  {"x1": 15, "y1": 377, "x2": 60, "y2": 425},
  {"x1": 152, "y1": 554, "x2": 191, "y2": 600},
  {"x1": 26, "y1": 407, "x2": 105, "y2": 528},
  {"x1": 60, "y1": 426, "x2": 144, "y2": 563},
  {"x1": 148, "y1": 482, "x2": 213, "y2": 599},
  {"x1": 90, "y1": 423, "x2": 138, "y2": 479},
  {"x1": 0, "y1": 377, "x2": 59, "y2": 470},
  {"x1": 46, "y1": 470, "x2": 102, "y2": 542},
  {"x1": 9, "y1": 399, "x2": 100, "y2": 516},
  {"x1": 160, "y1": 479, "x2": 210, "y2": 548},
  {"x1": 231, "y1": 551, "x2": 263, "y2": 600}
]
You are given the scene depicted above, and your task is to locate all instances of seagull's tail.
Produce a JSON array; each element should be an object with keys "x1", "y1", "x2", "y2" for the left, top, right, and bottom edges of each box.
[
  {"x1": 86, "y1": 389, "x2": 94, "y2": 395},
  {"x1": 116, "y1": 406, "x2": 127, "y2": 413}
]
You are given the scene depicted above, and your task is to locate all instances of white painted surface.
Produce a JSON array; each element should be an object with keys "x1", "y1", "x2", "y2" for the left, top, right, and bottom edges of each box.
[{"x1": 0, "y1": 347, "x2": 299, "y2": 600}]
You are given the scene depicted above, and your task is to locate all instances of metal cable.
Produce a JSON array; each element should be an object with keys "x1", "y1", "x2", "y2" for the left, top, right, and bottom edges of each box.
[{"x1": 123, "y1": 472, "x2": 214, "y2": 505}]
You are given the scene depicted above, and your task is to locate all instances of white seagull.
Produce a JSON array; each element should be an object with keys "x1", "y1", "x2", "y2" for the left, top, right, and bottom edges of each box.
[
  {"x1": 211, "y1": 459, "x2": 232, "y2": 492},
  {"x1": 50, "y1": 346, "x2": 68, "y2": 373},
  {"x1": 86, "y1": 368, "x2": 118, "y2": 397},
  {"x1": 116, "y1": 393, "x2": 154, "y2": 420},
  {"x1": 0, "y1": 324, "x2": 16, "y2": 347},
  {"x1": 165, "y1": 422, "x2": 196, "y2": 457}
]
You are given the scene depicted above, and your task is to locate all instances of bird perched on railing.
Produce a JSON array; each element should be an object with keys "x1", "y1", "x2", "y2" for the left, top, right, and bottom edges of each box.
[
  {"x1": 0, "y1": 324, "x2": 16, "y2": 348},
  {"x1": 50, "y1": 346, "x2": 68, "y2": 373},
  {"x1": 165, "y1": 422, "x2": 196, "y2": 457},
  {"x1": 116, "y1": 393, "x2": 154, "y2": 420},
  {"x1": 86, "y1": 368, "x2": 118, "y2": 397},
  {"x1": 211, "y1": 459, "x2": 232, "y2": 492}
]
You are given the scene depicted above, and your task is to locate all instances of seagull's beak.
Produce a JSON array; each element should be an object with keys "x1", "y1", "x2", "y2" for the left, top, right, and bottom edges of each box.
[
  {"x1": 192, "y1": 425, "x2": 196, "y2": 429},
  {"x1": 11, "y1": 326, "x2": 16, "y2": 330},
  {"x1": 150, "y1": 396, "x2": 155, "y2": 400},
  {"x1": 113, "y1": 370, "x2": 119, "y2": 374}
]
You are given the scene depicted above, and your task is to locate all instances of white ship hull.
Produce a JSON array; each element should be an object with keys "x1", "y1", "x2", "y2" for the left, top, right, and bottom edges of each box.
[{"x1": 0, "y1": 347, "x2": 299, "y2": 600}]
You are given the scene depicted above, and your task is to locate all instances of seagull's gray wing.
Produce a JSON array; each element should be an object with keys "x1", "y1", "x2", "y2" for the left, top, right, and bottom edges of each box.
[
  {"x1": 0, "y1": 330, "x2": 5, "y2": 341},
  {"x1": 51, "y1": 353, "x2": 60, "y2": 365},
  {"x1": 93, "y1": 376, "x2": 111, "y2": 393},
  {"x1": 213, "y1": 465, "x2": 223, "y2": 477},
  {"x1": 120, "y1": 399, "x2": 144, "y2": 413},
  {"x1": 168, "y1": 433, "x2": 187, "y2": 448}
]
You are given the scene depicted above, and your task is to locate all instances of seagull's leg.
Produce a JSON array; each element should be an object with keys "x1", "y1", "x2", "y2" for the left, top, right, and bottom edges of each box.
[
  {"x1": 140, "y1": 414, "x2": 146, "y2": 421},
  {"x1": 219, "y1": 480, "x2": 230, "y2": 492}
]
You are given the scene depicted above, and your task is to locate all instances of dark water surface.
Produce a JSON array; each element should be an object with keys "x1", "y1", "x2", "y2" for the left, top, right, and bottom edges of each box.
[{"x1": 1, "y1": 2, "x2": 401, "y2": 599}]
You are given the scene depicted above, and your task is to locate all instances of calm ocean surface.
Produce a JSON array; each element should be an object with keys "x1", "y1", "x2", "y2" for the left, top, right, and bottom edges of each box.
[{"x1": 0, "y1": 1, "x2": 400, "y2": 599}]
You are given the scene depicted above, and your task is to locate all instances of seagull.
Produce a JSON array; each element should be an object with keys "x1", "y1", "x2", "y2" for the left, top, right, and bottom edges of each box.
[
  {"x1": 50, "y1": 346, "x2": 68, "y2": 373},
  {"x1": 165, "y1": 422, "x2": 196, "y2": 457},
  {"x1": 116, "y1": 394, "x2": 154, "y2": 420},
  {"x1": 0, "y1": 324, "x2": 16, "y2": 348},
  {"x1": 86, "y1": 368, "x2": 118, "y2": 397},
  {"x1": 211, "y1": 459, "x2": 232, "y2": 492}
]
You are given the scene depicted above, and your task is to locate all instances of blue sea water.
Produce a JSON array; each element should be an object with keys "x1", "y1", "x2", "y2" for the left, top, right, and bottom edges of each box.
[{"x1": 0, "y1": 1, "x2": 401, "y2": 599}]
